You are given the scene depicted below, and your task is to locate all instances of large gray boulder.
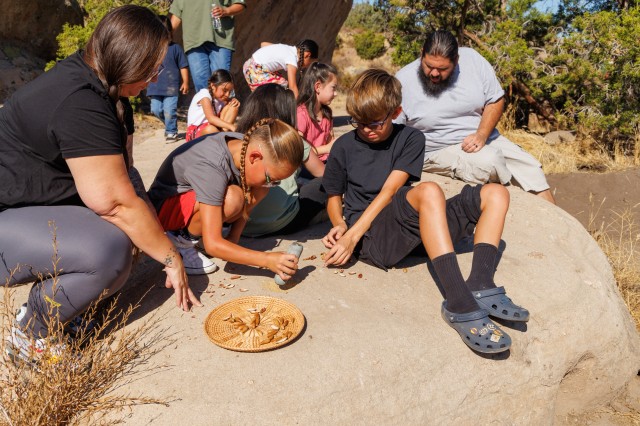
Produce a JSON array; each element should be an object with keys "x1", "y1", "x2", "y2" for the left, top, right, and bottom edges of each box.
[
  {"x1": 114, "y1": 153, "x2": 640, "y2": 423},
  {"x1": 4, "y1": 126, "x2": 638, "y2": 422},
  {"x1": 231, "y1": 0, "x2": 353, "y2": 99},
  {"x1": 0, "y1": 0, "x2": 82, "y2": 60}
]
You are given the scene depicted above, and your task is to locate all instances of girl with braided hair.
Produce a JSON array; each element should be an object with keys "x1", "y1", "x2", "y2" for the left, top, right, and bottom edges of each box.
[
  {"x1": 148, "y1": 119, "x2": 305, "y2": 280},
  {"x1": 242, "y1": 39, "x2": 318, "y2": 98}
]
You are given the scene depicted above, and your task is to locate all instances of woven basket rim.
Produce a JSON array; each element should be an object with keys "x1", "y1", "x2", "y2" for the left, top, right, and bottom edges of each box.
[{"x1": 204, "y1": 296, "x2": 305, "y2": 352}]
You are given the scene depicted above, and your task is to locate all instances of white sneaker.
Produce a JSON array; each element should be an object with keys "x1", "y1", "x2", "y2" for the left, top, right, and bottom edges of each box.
[
  {"x1": 166, "y1": 230, "x2": 199, "y2": 248},
  {"x1": 5, "y1": 327, "x2": 65, "y2": 367},
  {"x1": 166, "y1": 231, "x2": 218, "y2": 275},
  {"x1": 15, "y1": 303, "x2": 27, "y2": 322}
]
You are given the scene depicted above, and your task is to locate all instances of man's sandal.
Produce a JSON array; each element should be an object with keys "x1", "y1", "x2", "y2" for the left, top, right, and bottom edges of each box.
[
  {"x1": 472, "y1": 287, "x2": 529, "y2": 322},
  {"x1": 441, "y1": 302, "x2": 511, "y2": 354}
]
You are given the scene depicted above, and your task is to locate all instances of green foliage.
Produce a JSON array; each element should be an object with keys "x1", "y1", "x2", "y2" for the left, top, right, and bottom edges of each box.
[
  {"x1": 541, "y1": 9, "x2": 640, "y2": 145},
  {"x1": 363, "y1": 0, "x2": 640, "y2": 154},
  {"x1": 344, "y1": 3, "x2": 387, "y2": 31},
  {"x1": 353, "y1": 30, "x2": 387, "y2": 60},
  {"x1": 46, "y1": 0, "x2": 169, "y2": 70}
]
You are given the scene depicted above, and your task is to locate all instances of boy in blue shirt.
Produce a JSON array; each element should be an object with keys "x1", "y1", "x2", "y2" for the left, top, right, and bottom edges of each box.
[
  {"x1": 147, "y1": 15, "x2": 190, "y2": 141},
  {"x1": 322, "y1": 69, "x2": 528, "y2": 354}
]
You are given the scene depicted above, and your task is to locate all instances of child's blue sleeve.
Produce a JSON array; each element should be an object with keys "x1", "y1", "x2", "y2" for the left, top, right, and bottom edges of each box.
[{"x1": 177, "y1": 46, "x2": 189, "y2": 69}]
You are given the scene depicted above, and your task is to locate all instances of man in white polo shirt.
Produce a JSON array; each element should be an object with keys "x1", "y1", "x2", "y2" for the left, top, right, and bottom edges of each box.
[{"x1": 395, "y1": 30, "x2": 555, "y2": 204}]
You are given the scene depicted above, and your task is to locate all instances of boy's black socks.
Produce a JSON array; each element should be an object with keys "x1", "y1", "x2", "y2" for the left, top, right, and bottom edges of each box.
[
  {"x1": 465, "y1": 243, "x2": 499, "y2": 292},
  {"x1": 431, "y1": 252, "x2": 478, "y2": 314}
]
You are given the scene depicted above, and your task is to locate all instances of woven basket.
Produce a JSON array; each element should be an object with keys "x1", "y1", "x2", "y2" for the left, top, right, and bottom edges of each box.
[{"x1": 204, "y1": 296, "x2": 305, "y2": 352}]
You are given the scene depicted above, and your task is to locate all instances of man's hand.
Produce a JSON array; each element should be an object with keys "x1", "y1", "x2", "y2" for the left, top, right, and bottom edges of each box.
[{"x1": 461, "y1": 133, "x2": 487, "y2": 153}]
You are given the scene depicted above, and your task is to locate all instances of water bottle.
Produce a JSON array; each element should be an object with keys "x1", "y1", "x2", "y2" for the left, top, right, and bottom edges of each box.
[
  {"x1": 211, "y1": 3, "x2": 222, "y2": 30},
  {"x1": 274, "y1": 243, "x2": 303, "y2": 286}
]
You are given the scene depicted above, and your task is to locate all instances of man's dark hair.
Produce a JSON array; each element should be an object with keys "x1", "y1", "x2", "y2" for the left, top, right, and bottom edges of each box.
[{"x1": 421, "y1": 30, "x2": 458, "y2": 62}]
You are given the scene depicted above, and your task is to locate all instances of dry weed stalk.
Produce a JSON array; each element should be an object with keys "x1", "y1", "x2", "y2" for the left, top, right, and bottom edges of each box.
[
  {"x1": 502, "y1": 129, "x2": 618, "y2": 174},
  {"x1": 588, "y1": 207, "x2": 640, "y2": 329},
  {"x1": 0, "y1": 227, "x2": 175, "y2": 425}
]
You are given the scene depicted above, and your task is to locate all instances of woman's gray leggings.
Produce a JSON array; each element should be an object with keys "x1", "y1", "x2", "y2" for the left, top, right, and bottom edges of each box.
[{"x1": 0, "y1": 206, "x2": 132, "y2": 337}]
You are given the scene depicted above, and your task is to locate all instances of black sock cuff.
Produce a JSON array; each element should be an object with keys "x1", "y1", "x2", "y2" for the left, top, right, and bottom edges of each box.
[
  {"x1": 432, "y1": 251, "x2": 457, "y2": 265},
  {"x1": 473, "y1": 243, "x2": 498, "y2": 253}
]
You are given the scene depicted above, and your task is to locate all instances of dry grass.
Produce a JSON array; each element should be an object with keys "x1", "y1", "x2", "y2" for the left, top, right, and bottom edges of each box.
[
  {"x1": 0, "y1": 229, "x2": 175, "y2": 425},
  {"x1": 588, "y1": 206, "x2": 640, "y2": 329},
  {"x1": 498, "y1": 111, "x2": 640, "y2": 174}
]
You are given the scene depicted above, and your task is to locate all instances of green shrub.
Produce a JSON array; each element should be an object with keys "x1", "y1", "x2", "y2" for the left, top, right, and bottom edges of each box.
[
  {"x1": 46, "y1": 0, "x2": 169, "y2": 70},
  {"x1": 354, "y1": 30, "x2": 387, "y2": 60},
  {"x1": 344, "y1": 3, "x2": 386, "y2": 31}
]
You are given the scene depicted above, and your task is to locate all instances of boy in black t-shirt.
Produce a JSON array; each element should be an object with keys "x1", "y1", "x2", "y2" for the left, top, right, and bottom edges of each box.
[{"x1": 322, "y1": 69, "x2": 528, "y2": 354}]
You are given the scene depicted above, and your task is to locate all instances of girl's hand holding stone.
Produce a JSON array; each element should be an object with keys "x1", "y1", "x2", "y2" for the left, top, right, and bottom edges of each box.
[{"x1": 267, "y1": 252, "x2": 298, "y2": 282}]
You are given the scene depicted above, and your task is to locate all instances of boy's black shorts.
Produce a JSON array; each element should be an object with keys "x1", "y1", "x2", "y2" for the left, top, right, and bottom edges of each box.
[{"x1": 356, "y1": 184, "x2": 482, "y2": 270}]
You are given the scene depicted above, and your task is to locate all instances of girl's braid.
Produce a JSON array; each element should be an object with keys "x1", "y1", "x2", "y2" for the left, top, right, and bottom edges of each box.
[
  {"x1": 239, "y1": 118, "x2": 275, "y2": 206},
  {"x1": 296, "y1": 41, "x2": 307, "y2": 77}
]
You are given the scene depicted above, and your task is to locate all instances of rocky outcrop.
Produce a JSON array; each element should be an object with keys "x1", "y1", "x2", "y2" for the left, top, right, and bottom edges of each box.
[
  {"x1": 0, "y1": 0, "x2": 83, "y2": 60},
  {"x1": 0, "y1": 0, "x2": 351, "y2": 103},
  {"x1": 110, "y1": 139, "x2": 640, "y2": 424},
  {"x1": 231, "y1": 0, "x2": 353, "y2": 98}
]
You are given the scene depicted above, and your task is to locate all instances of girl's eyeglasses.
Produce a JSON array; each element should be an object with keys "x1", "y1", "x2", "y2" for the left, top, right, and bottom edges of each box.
[
  {"x1": 145, "y1": 64, "x2": 165, "y2": 83},
  {"x1": 349, "y1": 110, "x2": 392, "y2": 130},
  {"x1": 258, "y1": 144, "x2": 281, "y2": 188},
  {"x1": 263, "y1": 168, "x2": 281, "y2": 188}
]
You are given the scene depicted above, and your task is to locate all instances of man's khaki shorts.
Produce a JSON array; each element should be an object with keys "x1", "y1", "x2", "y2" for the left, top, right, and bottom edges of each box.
[{"x1": 424, "y1": 135, "x2": 549, "y2": 192}]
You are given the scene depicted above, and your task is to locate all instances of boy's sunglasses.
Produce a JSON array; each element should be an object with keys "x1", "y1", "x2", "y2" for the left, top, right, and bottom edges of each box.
[
  {"x1": 348, "y1": 110, "x2": 392, "y2": 130},
  {"x1": 145, "y1": 64, "x2": 165, "y2": 83}
]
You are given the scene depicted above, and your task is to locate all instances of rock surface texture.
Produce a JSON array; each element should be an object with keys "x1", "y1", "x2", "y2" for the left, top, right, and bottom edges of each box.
[
  {"x1": 0, "y1": 0, "x2": 352, "y2": 103},
  {"x1": 0, "y1": 0, "x2": 82, "y2": 60},
  {"x1": 231, "y1": 0, "x2": 353, "y2": 98},
  {"x1": 77, "y1": 127, "x2": 639, "y2": 424}
]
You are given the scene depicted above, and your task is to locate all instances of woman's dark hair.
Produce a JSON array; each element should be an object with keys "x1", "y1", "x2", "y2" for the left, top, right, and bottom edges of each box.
[
  {"x1": 297, "y1": 62, "x2": 337, "y2": 122},
  {"x1": 208, "y1": 69, "x2": 234, "y2": 100},
  {"x1": 84, "y1": 5, "x2": 170, "y2": 132},
  {"x1": 236, "y1": 84, "x2": 296, "y2": 133},
  {"x1": 296, "y1": 39, "x2": 319, "y2": 71},
  {"x1": 158, "y1": 14, "x2": 173, "y2": 35},
  {"x1": 421, "y1": 30, "x2": 458, "y2": 62}
]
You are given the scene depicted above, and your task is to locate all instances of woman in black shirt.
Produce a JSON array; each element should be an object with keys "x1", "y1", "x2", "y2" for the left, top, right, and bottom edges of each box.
[{"x1": 0, "y1": 5, "x2": 197, "y2": 364}]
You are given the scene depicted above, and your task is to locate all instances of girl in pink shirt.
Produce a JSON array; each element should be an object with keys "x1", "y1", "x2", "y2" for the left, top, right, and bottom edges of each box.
[{"x1": 296, "y1": 62, "x2": 338, "y2": 162}]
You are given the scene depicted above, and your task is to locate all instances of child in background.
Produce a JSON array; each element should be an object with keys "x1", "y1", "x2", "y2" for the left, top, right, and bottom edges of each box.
[
  {"x1": 296, "y1": 62, "x2": 338, "y2": 162},
  {"x1": 243, "y1": 39, "x2": 318, "y2": 98},
  {"x1": 322, "y1": 69, "x2": 529, "y2": 354},
  {"x1": 239, "y1": 84, "x2": 327, "y2": 237},
  {"x1": 148, "y1": 119, "x2": 305, "y2": 281},
  {"x1": 147, "y1": 15, "x2": 190, "y2": 142},
  {"x1": 186, "y1": 69, "x2": 240, "y2": 141}
]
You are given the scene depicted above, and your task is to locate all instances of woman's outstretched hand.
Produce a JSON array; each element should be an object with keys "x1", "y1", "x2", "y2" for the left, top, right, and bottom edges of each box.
[{"x1": 164, "y1": 253, "x2": 202, "y2": 311}]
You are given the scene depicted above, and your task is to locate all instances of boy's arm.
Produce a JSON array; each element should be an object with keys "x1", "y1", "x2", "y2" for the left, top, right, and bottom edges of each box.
[
  {"x1": 322, "y1": 194, "x2": 347, "y2": 249},
  {"x1": 323, "y1": 170, "x2": 410, "y2": 266},
  {"x1": 180, "y1": 67, "x2": 189, "y2": 94}
]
